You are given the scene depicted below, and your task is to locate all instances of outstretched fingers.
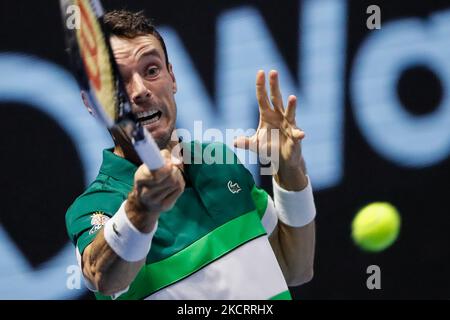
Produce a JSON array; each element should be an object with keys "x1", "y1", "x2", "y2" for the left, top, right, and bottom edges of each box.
[
  {"x1": 285, "y1": 95, "x2": 297, "y2": 123},
  {"x1": 256, "y1": 70, "x2": 272, "y2": 112},
  {"x1": 269, "y1": 70, "x2": 284, "y2": 113},
  {"x1": 234, "y1": 135, "x2": 252, "y2": 150}
]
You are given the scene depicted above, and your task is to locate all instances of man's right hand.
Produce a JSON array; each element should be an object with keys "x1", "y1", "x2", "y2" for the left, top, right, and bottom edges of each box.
[
  {"x1": 81, "y1": 149, "x2": 184, "y2": 295},
  {"x1": 125, "y1": 149, "x2": 185, "y2": 233}
]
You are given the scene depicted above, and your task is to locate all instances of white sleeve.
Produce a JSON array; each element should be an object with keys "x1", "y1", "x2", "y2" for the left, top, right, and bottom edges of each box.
[
  {"x1": 261, "y1": 195, "x2": 278, "y2": 235},
  {"x1": 75, "y1": 247, "x2": 98, "y2": 292},
  {"x1": 75, "y1": 246, "x2": 130, "y2": 299}
]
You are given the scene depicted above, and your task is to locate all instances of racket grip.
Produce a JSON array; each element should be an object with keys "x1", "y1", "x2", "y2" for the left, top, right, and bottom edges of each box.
[{"x1": 132, "y1": 127, "x2": 164, "y2": 170}]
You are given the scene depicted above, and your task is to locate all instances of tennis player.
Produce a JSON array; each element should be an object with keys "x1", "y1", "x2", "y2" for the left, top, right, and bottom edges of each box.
[{"x1": 66, "y1": 9, "x2": 316, "y2": 300}]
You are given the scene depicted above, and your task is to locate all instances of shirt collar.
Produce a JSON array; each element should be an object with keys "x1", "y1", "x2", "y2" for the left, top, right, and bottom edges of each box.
[
  {"x1": 99, "y1": 148, "x2": 137, "y2": 186},
  {"x1": 98, "y1": 141, "x2": 196, "y2": 187}
]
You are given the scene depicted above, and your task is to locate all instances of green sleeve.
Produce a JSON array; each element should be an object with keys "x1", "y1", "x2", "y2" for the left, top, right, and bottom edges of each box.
[
  {"x1": 65, "y1": 190, "x2": 126, "y2": 254},
  {"x1": 251, "y1": 185, "x2": 269, "y2": 219}
]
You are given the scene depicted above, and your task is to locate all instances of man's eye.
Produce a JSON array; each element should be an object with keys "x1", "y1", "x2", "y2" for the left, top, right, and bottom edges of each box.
[{"x1": 146, "y1": 66, "x2": 160, "y2": 77}]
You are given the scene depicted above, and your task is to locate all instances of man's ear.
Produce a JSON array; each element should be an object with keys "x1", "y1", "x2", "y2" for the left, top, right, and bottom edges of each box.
[
  {"x1": 168, "y1": 63, "x2": 177, "y2": 94},
  {"x1": 80, "y1": 91, "x2": 96, "y2": 117}
]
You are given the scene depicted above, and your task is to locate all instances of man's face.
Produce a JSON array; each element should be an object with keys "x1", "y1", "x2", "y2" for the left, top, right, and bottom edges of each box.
[{"x1": 110, "y1": 34, "x2": 177, "y2": 149}]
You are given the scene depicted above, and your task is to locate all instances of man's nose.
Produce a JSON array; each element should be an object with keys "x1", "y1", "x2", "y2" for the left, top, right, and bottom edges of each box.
[{"x1": 130, "y1": 73, "x2": 151, "y2": 104}]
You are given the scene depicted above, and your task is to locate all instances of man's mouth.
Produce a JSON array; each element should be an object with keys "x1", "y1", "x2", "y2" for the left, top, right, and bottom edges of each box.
[{"x1": 136, "y1": 109, "x2": 162, "y2": 126}]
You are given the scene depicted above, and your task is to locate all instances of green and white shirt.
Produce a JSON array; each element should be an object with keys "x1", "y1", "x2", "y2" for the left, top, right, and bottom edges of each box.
[{"x1": 66, "y1": 142, "x2": 291, "y2": 300}]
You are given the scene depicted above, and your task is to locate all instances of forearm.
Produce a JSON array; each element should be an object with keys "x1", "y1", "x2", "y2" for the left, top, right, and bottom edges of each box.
[
  {"x1": 270, "y1": 157, "x2": 316, "y2": 286},
  {"x1": 83, "y1": 230, "x2": 144, "y2": 295},
  {"x1": 274, "y1": 156, "x2": 307, "y2": 191},
  {"x1": 82, "y1": 200, "x2": 159, "y2": 295},
  {"x1": 269, "y1": 221, "x2": 315, "y2": 286}
]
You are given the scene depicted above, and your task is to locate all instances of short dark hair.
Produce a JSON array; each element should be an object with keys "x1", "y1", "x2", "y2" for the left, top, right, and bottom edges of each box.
[{"x1": 102, "y1": 10, "x2": 170, "y2": 68}]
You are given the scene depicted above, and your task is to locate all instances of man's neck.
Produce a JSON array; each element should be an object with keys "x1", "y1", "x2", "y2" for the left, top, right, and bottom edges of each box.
[{"x1": 113, "y1": 133, "x2": 181, "y2": 164}]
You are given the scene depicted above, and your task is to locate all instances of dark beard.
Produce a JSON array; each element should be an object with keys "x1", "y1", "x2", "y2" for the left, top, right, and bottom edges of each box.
[
  {"x1": 155, "y1": 102, "x2": 177, "y2": 150},
  {"x1": 154, "y1": 123, "x2": 175, "y2": 150}
]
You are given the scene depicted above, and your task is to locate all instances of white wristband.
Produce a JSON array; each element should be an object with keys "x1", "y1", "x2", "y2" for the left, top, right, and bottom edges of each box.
[
  {"x1": 104, "y1": 200, "x2": 158, "y2": 262},
  {"x1": 273, "y1": 175, "x2": 316, "y2": 227}
]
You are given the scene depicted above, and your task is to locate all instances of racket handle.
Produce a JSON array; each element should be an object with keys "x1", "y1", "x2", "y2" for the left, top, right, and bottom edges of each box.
[{"x1": 132, "y1": 127, "x2": 164, "y2": 170}]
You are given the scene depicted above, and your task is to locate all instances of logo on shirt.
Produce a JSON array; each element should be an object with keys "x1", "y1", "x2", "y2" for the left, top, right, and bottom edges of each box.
[
  {"x1": 89, "y1": 212, "x2": 110, "y2": 235},
  {"x1": 227, "y1": 181, "x2": 242, "y2": 194}
]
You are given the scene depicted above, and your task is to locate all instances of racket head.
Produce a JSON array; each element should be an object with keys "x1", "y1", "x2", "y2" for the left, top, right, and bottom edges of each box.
[
  {"x1": 60, "y1": 0, "x2": 131, "y2": 128},
  {"x1": 60, "y1": 0, "x2": 164, "y2": 169}
]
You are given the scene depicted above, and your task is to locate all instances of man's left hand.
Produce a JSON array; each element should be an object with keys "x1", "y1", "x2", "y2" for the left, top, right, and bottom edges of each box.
[{"x1": 234, "y1": 70, "x2": 307, "y2": 191}]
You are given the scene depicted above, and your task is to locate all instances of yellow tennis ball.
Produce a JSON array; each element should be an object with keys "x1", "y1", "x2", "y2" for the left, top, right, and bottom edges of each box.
[{"x1": 351, "y1": 202, "x2": 401, "y2": 252}]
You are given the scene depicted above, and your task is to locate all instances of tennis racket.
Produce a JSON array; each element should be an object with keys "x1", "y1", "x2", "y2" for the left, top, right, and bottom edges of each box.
[{"x1": 59, "y1": 0, "x2": 164, "y2": 170}]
